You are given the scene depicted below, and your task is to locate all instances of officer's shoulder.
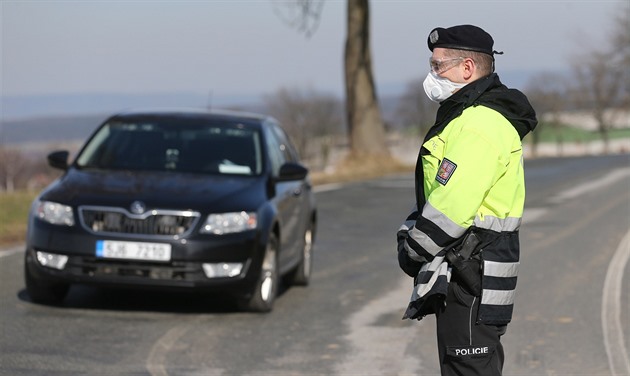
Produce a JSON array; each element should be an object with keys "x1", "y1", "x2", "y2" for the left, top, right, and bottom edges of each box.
[
  {"x1": 460, "y1": 106, "x2": 516, "y2": 135},
  {"x1": 462, "y1": 105, "x2": 508, "y2": 121},
  {"x1": 454, "y1": 106, "x2": 520, "y2": 149}
]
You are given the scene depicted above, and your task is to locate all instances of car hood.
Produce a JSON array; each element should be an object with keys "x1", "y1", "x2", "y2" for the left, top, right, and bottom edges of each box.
[{"x1": 40, "y1": 168, "x2": 267, "y2": 213}]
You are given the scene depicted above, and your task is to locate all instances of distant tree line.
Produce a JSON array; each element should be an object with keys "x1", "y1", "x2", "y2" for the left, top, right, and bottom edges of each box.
[
  {"x1": 0, "y1": 146, "x2": 63, "y2": 192},
  {"x1": 523, "y1": 8, "x2": 628, "y2": 155}
]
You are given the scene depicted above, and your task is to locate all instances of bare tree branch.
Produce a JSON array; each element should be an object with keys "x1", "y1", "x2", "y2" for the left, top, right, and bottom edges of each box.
[
  {"x1": 263, "y1": 86, "x2": 344, "y2": 168},
  {"x1": 272, "y1": 0, "x2": 324, "y2": 38}
]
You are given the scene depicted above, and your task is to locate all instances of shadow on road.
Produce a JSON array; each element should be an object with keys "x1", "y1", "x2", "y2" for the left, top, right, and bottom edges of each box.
[{"x1": 16, "y1": 283, "x2": 291, "y2": 315}]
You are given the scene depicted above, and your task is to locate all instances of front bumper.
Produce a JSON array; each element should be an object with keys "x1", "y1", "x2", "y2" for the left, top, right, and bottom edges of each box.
[{"x1": 25, "y1": 221, "x2": 266, "y2": 296}]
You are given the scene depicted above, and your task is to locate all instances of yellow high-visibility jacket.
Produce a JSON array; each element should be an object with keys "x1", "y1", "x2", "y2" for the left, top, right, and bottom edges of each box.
[{"x1": 399, "y1": 73, "x2": 537, "y2": 325}]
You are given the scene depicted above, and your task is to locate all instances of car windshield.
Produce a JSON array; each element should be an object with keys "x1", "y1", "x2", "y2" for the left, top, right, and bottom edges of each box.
[{"x1": 75, "y1": 118, "x2": 263, "y2": 176}]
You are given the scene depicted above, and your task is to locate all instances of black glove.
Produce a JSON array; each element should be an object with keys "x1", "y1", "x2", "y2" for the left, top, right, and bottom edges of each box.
[{"x1": 397, "y1": 230, "x2": 422, "y2": 277}]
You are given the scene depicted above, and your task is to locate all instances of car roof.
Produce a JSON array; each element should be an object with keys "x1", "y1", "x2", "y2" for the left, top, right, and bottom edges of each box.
[{"x1": 110, "y1": 107, "x2": 275, "y2": 125}]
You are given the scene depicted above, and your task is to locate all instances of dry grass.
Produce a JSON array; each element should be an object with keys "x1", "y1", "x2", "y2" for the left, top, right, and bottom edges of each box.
[{"x1": 311, "y1": 153, "x2": 413, "y2": 185}]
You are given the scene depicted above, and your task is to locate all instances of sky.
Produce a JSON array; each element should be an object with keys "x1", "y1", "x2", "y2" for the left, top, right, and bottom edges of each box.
[{"x1": 1, "y1": 0, "x2": 628, "y2": 114}]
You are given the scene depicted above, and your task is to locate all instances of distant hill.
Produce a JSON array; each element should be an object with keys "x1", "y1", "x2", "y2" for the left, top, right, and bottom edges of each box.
[
  {"x1": 1, "y1": 92, "x2": 267, "y2": 120},
  {"x1": 1, "y1": 114, "x2": 108, "y2": 144},
  {"x1": 0, "y1": 93, "x2": 264, "y2": 145}
]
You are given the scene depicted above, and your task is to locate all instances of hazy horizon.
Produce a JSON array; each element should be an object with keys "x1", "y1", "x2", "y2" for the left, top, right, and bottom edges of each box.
[{"x1": 2, "y1": 68, "x2": 544, "y2": 120}]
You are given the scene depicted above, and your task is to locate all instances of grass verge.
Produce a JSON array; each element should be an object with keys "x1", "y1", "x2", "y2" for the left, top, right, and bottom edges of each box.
[{"x1": 0, "y1": 191, "x2": 37, "y2": 248}]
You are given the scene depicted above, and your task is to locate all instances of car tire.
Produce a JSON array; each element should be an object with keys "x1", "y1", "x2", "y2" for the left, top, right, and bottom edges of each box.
[
  {"x1": 24, "y1": 262, "x2": 69, "y2": 305},
  {"x1": 286, "y1": 222, "x2": 314, "y2": 286},
  {"x1": 238, "y1": 233, "x2": 279, "y2": 313}
]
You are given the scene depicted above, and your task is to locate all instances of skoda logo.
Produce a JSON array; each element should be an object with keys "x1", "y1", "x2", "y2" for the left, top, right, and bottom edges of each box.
[{"x1": 130, "y1": 201, "x2": 146, "y2": 215}]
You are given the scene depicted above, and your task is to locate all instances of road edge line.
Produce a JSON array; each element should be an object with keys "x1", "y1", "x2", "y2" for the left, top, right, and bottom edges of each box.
[
  {"x1": 0, "y1": 247, "x2": 22, "y2": 259},
  {"x1": 602, "y1": 229, "x2": 630, "y2": 376}
]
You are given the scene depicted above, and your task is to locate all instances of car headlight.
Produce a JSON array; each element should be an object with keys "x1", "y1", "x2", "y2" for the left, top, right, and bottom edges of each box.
[
  {"x1": 200, "y1": 212, "x2": 257, "y2": 235},
  {"x1": 35, "y1": 200, "x2": 75, "y2": 226},
  {"x1": 36, "y1": 251, "x2": 69, "y2": 270},
  {"x1": 202, "y1": 263, "x2": 243, "y2": 278}
]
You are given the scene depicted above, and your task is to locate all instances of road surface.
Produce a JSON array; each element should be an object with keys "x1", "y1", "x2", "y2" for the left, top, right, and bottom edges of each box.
[{"x1": 1, "y1": 154, "x2": 628, "y2": 375}]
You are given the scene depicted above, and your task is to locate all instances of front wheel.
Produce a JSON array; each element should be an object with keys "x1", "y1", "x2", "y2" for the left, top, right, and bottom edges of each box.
[
  {"x1": 286, "y1": 223, "x2": 314, "y2": 286},
  {"x1": 238, "y1": 233, "x2": 279, "y2": 313}
]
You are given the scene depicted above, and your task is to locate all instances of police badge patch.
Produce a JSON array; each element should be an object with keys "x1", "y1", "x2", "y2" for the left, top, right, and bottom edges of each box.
[
  {"x1": 429, "y1": 30, "x2": 439, "y2": 44},
  {"x1": 436, "y1": 158, "x2": 457, "y2": 185}
]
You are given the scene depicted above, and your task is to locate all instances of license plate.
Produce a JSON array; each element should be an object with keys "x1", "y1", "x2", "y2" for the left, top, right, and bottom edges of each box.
[{"x1": 96, "y1": 240, "x2": 171, "y2": 262}]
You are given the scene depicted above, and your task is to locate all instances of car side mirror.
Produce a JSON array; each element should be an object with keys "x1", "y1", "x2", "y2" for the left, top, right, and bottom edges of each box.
[
  {"x1": 277, "y1": 162, "x2": 308, "y2": 181},
  {"x1": 47, "y1": 150, "x2": 69, "y2": 171}
]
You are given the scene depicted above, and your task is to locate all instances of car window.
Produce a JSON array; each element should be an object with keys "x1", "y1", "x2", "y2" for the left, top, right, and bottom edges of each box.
[
  {"x1": 75, "y1": 119, "x2": 263, "y2": 176},
  {"x1": 270, "y1": 123, "x2": 299, "y2": 162},
  {"x1": 264, "y1": 125, "x2": 285, "y2": 177}
]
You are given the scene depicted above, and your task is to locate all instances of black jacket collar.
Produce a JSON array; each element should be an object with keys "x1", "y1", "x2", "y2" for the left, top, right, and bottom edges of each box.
[{"x1": 425, "y1": 73, "x2": 537, "y2": 142}]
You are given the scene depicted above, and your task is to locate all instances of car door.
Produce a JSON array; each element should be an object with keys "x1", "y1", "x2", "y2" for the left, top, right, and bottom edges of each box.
[{"x1": 264, "y1": 123, "x2": 304, "y2": 267}]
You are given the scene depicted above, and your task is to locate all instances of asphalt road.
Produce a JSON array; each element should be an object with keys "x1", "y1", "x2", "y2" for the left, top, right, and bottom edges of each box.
[{"x1": 1, "y1": 154, "x2": 629, "y2": 376}]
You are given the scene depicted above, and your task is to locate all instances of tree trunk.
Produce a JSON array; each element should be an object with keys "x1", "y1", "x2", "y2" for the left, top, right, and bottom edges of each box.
[
  {"x1": 344, "y1": 0, "x2": 388, "y2": 158},
  {"x1": 596, "y1": 119, "x2": 611, "y2": 154}
]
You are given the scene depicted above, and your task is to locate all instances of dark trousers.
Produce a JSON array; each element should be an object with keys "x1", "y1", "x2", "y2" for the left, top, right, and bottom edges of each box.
[{"x1": 436, "y1": 279, "x2": 507, "y2": 376}]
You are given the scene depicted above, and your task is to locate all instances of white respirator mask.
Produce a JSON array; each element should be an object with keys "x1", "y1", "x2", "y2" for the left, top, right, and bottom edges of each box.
[{"x1": 423, "y1": 72, "x2": 467, "y2": 103}]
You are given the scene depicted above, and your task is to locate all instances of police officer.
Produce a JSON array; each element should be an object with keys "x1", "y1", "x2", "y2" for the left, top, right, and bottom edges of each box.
[{"x1": 396, "y1": 25, "x2": 538, "y2": 375}]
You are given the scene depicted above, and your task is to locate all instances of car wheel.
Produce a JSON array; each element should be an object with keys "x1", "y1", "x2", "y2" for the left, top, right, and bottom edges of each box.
[
  {"x1": 24, "y1": 262, "x2": 69, "y2": 305},
  {"x1": 239, "y1": 233, "x2": 279, "y2": 312},
  {"x1": 286, "y1": 222, "x2": 314, "y2": 286}
]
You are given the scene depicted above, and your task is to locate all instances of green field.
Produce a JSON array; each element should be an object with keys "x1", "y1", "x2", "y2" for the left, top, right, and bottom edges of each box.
[
  {"x1": 525, "y1": 122, "x2": 630, "y2": 143},
  {"x1": 0, "y1": 191, "x2": 37, "y2": 247},
  {"x1": 405, "y1": 122, "x2": 630, "y2": 143}
]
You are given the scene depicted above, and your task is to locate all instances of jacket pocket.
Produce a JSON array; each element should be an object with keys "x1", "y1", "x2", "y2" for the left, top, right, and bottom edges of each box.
[{"x1": 451, "y1": 280, "x2": 476, "y2": 307}]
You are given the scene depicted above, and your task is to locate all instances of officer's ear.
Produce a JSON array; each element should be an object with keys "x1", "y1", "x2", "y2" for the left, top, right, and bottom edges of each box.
[{"x1": 462, "y1": 58, "x2": 476, "y2": 80}]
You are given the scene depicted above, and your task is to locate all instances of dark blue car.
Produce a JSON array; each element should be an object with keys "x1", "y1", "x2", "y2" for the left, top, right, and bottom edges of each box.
[{"x1": 25, "y1": 108, "x2": 317, "y2": 312}]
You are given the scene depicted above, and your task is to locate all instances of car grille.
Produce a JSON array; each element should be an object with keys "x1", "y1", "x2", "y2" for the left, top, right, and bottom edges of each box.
[
  {"x1": 79, "y1": 206, "x2": 200, "y2": 237},
  {"x1": 76, "y1": 257, "x2": 200, "y2": 281}
]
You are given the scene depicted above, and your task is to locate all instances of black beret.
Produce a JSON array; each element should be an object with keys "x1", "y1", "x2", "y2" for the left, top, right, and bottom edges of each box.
[{"x1": 427, "y1": 25, "x2": 496, "y2": 56}]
